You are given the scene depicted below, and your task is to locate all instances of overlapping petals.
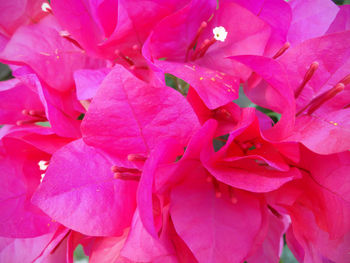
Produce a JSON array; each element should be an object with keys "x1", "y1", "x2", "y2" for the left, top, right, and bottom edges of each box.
[{"x1": 0, "y1": 0, "x2": 350, "y2": 262}]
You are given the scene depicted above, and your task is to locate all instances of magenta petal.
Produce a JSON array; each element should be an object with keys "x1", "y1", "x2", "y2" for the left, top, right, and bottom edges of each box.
[
  {"x1": 90, "y1": 235, "x2": 127, "y2": 263},
  {"x1": 143, "y1": 0, "x2": 217, "y2": 61},
  {"x1": 16, "y1": 71, "x2": 82, "y2": 138},
  {"x1": 0, "y1": 34, "x2": 8, "y2": 52},
  {"x1": 34, "y1": 226, "x2": 70, "y2": 262},
  {"x1": 284, "y1": 149, "x2": 350, "y2": 260},
  {"x1": 285, "y1": 226, "x2": 305, "y2": 263},
  {"x1": 74, "y1": 68, "x2": 110, "y2": 100},
  {"x1": 110, "y1": 0, "x2": 190, "y2": 45},
  {"x1": 96, "y1": 0, "x2": 119, "y2": 38},
  {"x1": 290, "y1": 205, "x2": 350, "y2": 263},
  {"x1": 327, "y1": 5, "x2": 350, "y2": 33},
  {"x1": 2, "y1": 126, "x2": 72, "y2": 155},
  {"x1": 120, "y1": 210, "x2": 177, "y2": 263},
  {"x1": 230, "y1": 55, "x2": 296, "y2": 140},
  {"x1": 51, "y1": 0, "x2": 109, "y2": 51},
  {"x1": 195, "y1": 1, "x2": 271, "y2": 78},
  {"x1": 39, "y1": 84, "x2": 82, "y2": 138},
  {"x1": 187, "y1": 86, "x2": 242, "y2": 136},
  {"x1": 232, "y1": 0, "x2": 292, "y2": 55},
  {"x1": 82, "y1": 65, "x2": 199, "y2": 160},
  {"x1": 199, "y1": 110, "x2": 302, "y2": 191},
  {"x1": 171, "y1": 166, "x2": 265, "y2": 263},
  {"x1": 247, "y1": 213, "x2": 289, "y2": 263},
  {"x1": 233, "y1": 55, "x2": 294, "y2": 112},
  {"x1": 0, "y1": 16, "x2": 104, "y2": 92},
  {"x1": 153, "y1": 120, "x2": 218, "y2": 194},
  {"x1": 32, "y1": 139, "x2": 138, "y2": 236},
  {"x1": 183, "y1": 119, "x2": 217, "y2": 160},
  {"x1": 299, "y1": 148, "x2": 350, "y2": 204},
  {"x1": 138, "y1": 139, "x2": 183, "y2": 237},
  {"x1": 0, "y1": 156, "x2": 57, "y2": 238},
  {"x1": 0, "y1": 78, "x2": 43, "y2": 124},
  {"x1": 0, "y1": 0, "x2": 44, "y2": 36},
  {"x1": 288, "y1": 0, "x2": 339, "y2": 45},
  {"x1": 0, "y1": 232, "x2": 56, "y2": 263},
  {"x1": 278, "y1": 31, "x2": 350, "y2": 102},
  {"x1": 204, "y1": 159, "x2": 301, "y2": 193},
  {"x1": 289, "y1": 109, "x2": 350, "y2": 154},
  {"x1": 157, "y1": 61, "x2": 240, "y2": 109}
]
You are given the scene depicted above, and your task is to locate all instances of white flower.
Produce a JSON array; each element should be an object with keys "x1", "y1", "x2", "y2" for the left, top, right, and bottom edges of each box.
[
  {"x1": 38, "y1": 160, "x2": 49, "y2": 183},
  {"x1": 213, "y1": 26, "x2": 228, "y2": 42},
  {"x1": 38, "y1": 160, "x2": 49, "y2": 171},
  {"x1": 41, "y1": 2, "x2": 51, "y2": 12}
]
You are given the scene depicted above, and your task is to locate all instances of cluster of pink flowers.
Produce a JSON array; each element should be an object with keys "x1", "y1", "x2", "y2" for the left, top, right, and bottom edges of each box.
[{"x1": 0, "y1": 0, "x2": 349, "y2": 262}]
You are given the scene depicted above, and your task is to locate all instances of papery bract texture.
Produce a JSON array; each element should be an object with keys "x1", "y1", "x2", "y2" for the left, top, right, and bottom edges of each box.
[
  {"x1": 32, "y1": 139, "x2": 138, "y2": 236},
  {"x1": 1, "y1": 0, "x2": 350, "y2": 262},
  {"x1": 82, "y1": 65, "x2": 200, "y2": 160},
  {"x1": 171, "y1": 166, "x2": 266, "y2": 263}
]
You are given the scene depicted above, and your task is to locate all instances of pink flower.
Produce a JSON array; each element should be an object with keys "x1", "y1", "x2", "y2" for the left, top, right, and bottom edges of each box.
[
  {"x1": 0, "y1": 16, "x2": 105, "y2": 92},
  {"x1": 0, "y1": 68, "x2": 83, "y2": 138},
  {"x1": 81, "y1": 65, "x2": 200, "y2": 161},
  {"x1": 202, "y1": 109, "x2": 301, "y2": 193},
  {"x1": 0, "y1": 78, "x2": 44, "y2": 125},
  {"x1": 0, "y1": 0, "x2": 46, "y2": 37},
  {"x1": 32, "y1": 138, "x2": 138, "y2": 236},
  {"x1": 187, "y1": 86, "x2": 243, "y2": 136},
  {"x1": 327, "y1": 5, "x2": 350, "y2": 33},
  {"x1": 0, "y1": 0, "x2": 349, "y2": 262},
  {"x1": 0, "y1": 227, "x2": 69, "y2": 263},
  {"x1": 143, "y1": 0, "x2": 273, "y2": 109},
  {"x1": 232, "y1": 30, "x2": 350, "y2": 154},
  {"x1": 268, "y1": 147, "x2": 350, "y2": 262},
  {"x1": 51, "y1": 0, "x2": 190, "y2": 80},
  {"x1": 0, "y1": 126, "x2": 71, "y2": 244},
  {"x1": 287, "y1": 0, "x2": 339, "y2": 45},
  {"x1": 136, "y1": 119, "x2": 293, "y2": 262}
]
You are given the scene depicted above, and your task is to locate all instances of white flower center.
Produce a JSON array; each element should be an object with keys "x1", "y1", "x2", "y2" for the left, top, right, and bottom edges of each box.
[
  {"x1": 38, "y1": 160, "x2": 49, "y2": 171},
  {"x1": 38, "y1": 160, "x2": 49, "y2": 183},
  {"x1": 41, "y1": 2, "x2": 51, "y2": 12},
  {"x1": 213, "y1": 26, "x2": 228, "y2": 42}
]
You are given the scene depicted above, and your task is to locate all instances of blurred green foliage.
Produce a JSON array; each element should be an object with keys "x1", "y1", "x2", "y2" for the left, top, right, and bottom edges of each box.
[
  {"x1": 165, "y1": 73, "x2": 189, "y2": 95},
  {"x1": 74, "y1": 245, "x2": 89, "y2": 262},
  {"x1": 333, "y1": 0, "x2": 350, "y2": 4},
  {"x1": 0, "y1": 63, "x2": 12, "y2": 81},
  {"x1": 280, "y1": 244, "x2": 298, "y2": 263},
  {"x1": 36, "y1": 121, "x2": 51, "y2": 127}
]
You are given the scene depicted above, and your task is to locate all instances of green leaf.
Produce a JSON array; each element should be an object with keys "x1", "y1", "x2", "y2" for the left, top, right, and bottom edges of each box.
[
  {"x1": 0, "y1": 63, "x2": 13, "y2": 81},
  {"x1": 234, "y1": 86, "x2": 255, "y2": 108},
  {"x1": 74, "y1": 245, "x2": 89, "y2": 262},
  {"x1": 164, "y1": 73, "x2": 189, "y2": 95},
  {"x1": 78, "y1": 113, "x2": 85, "y2": 120},
  {"x1": 267, "y1": 112, "x2": 282, "y2": 122},
  {"x1": 280, "y1": 245, "x2": 298, "y2": 263},
  {"x1": 36, "y1": 121, "x2": 51, "y2": 127}
]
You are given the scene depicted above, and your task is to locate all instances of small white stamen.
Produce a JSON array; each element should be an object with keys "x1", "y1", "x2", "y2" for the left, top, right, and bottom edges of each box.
[
  {"x1": 38, "y1": 160, "x2": 49, "y2": 171},
  {"x1": 213, "y1": 26, "x2": 228, "y2": 42},
  {"x1": 41, "y1": 2, "x2": 52, "y2": 12},
  {"x1": 38, "y1": 160, "x2": 48, "y2": 183},
  {"x1": 40, "y1": 173, "x2": 46, "y2": 183},
  {"x1": 59, "y1": 30, "x2": 70, "y2": 37}
]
